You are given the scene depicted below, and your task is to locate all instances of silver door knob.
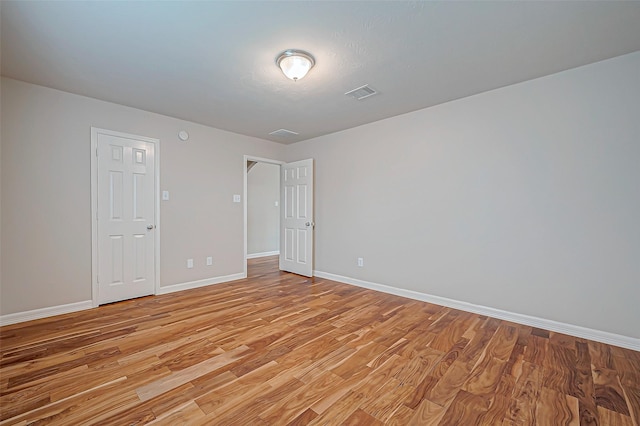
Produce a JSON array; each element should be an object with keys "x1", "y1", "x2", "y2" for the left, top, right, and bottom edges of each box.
[
  {"x1": 147, "y1": 225, "x2": 154, "y2": 230},
  {"x1": 305, "y1": 222, "x2": 315, "y2": 227}
]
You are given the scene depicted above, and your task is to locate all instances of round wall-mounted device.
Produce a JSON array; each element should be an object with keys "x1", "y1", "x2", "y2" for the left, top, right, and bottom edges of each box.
[{"x1": 178, "y1": 130, "x2": 189, "y2": 141}]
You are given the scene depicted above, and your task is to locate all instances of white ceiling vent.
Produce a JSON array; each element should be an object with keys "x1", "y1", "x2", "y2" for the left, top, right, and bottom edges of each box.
[
  {"x1": 269, "y1": 128, "x2": 299, "y2": 137},
  {"x1": 345, "y1": 84, "x2": 377, "y2": 100}
]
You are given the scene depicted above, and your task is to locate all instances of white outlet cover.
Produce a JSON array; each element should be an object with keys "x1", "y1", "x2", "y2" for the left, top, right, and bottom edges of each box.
[
  {"x1": 233, "y1": 194, "x2": 241, "y2": 203},
  {"x1": 274, "y1": 201, "x2": 279, "y2": 207},
  {"x1": 187, "y1": 259, "x2": 194, "y2": 268},
  {"x1": 162, "y1": 190, "x2": 169, "y2": 201},
  {"x1": 206, "y1": 256, "x2": 213, "y2": 266}
]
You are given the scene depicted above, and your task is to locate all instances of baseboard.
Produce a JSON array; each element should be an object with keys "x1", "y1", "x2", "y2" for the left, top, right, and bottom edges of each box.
[
  {"x1": 0, "y1": 300, "x2": 94, "y2": 327},
  {"x1": 1, "y1": 273, "x2": 247, "y2": 326},
  {"x1": 246, "y1": 251, "x2": 280, "y2": 259},
  {"x1": 158, "y1": 272, "x2": 246, "y2": 295},
  {"x1": 314, "y1": 270, "x2": 640, "y2": 352}
]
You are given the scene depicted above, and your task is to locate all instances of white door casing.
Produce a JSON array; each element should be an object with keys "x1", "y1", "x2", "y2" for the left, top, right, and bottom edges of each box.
[
  {"x1": 91, "y1": 128, "x2": 159, "y2": 305},
  {"x1": 280, "y1": 159, "x2": 314, "y2": 277}
]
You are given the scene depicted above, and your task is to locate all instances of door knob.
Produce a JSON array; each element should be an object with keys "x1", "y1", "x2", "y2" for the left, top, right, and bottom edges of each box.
[
  {"x1": 305, "y1": 222, "x2": 315, "y2": 227},
  {"x1": 147, "y1": 225, "x2": 155, "y2": 230}
]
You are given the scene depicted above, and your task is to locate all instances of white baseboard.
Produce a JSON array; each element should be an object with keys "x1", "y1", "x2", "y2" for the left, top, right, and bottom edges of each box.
[
  {"x1": 314, "y1": 270, "x2": 640, "y2": 352},
  {"x1": 0, "y1": 272, "x2": 247, "y2": 326},
  {"x1": 158, "y1": 272, "x2": 246, "y2": 295},
  {"x1": 0, "y1": 300, "x2": 94, "y2": 327},
  {"x1": 246, "y1": 251, "x2": 280, "y2": 259}
]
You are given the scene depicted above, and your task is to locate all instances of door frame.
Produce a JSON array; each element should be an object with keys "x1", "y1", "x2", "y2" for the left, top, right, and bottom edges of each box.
[
  {"x1": 243, "y1": 155, "x2": 284, "y2": 278},
  {"x1": 91, "y1": 127, "x2": 161, "y2": 307}
]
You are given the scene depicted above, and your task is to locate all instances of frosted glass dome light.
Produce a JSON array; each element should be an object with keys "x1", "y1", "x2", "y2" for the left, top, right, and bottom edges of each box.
[{"x1": 276, "y1": 50, "x2": 315, "y2": 81}]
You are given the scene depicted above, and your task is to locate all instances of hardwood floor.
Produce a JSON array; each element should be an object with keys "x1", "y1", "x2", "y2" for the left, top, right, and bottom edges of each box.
[{"x1": 1, "y1": 256, "x2": 638, "y2": 425}]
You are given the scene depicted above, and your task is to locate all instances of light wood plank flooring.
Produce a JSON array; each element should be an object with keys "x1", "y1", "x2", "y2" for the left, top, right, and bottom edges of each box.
[{"x1": 1, "y1": 256, "x2": 638, "y2": 425}]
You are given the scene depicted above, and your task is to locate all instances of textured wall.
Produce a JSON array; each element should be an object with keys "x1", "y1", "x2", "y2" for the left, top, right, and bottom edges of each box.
[
  {"x1": 286, "y1": 52, "x2": 640, "y2": 339},
  {"x1": 0, "y1": 78, "x2": 284, "y2": 314}
]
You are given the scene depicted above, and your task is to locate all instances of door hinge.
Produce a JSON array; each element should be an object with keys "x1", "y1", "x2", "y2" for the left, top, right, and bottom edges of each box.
[{"x1": 96, "y1": 147, "x2": 99, "y2": 156}]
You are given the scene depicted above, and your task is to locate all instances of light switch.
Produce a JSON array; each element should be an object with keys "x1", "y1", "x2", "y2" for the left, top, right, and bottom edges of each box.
[
  {"x1": 162, "y1": 191, "x2": 170, "y2": 201},
  {"x1": 233, "y1": 194, "x2": 241, "y2": 203},
  {"x1": 274, "y1": 201, "x2": 279, "y2": 207}
]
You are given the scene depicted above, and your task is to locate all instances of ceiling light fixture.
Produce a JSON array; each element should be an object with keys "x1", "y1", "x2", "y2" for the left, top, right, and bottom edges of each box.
[{"x1": 276, "y1": 49, "x2": 315, "y2": 81}]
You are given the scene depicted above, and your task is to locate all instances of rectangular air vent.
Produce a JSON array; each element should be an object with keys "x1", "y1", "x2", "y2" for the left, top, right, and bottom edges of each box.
[
  {"x1": 345, "y1": 84, "x2": 377, "y2": 100},
  {"x1": 269, "y1": 128, "x2": 299, "y2": 137}
]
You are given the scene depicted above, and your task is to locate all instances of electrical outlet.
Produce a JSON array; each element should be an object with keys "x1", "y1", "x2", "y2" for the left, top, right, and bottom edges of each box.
[
  {"x1": 357, "y1": 257, "x2": 364, "y2": 267},
  {"x1": 187, "y1": 258, "x2": 194, "y2": 269},
  {"x1": 206, "y1": 256, "x2": 213, "y2": 266}
]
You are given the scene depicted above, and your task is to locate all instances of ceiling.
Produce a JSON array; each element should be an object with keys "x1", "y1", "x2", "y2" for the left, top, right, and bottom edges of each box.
[{"x1": 2, "y1": 1, "x2": 640, "y2": 144}]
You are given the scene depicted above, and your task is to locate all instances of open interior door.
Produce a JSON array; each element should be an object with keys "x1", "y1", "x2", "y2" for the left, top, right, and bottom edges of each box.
[{"x1": 280, "y1": 159, "x2": 314, "y2": 277}]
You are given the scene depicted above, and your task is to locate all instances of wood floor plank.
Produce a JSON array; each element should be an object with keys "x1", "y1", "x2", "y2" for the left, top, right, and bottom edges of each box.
[
  {"x1": 135, "y1": 345, "x2": 250, "y2": 402},
  {"x1": 597, "y1": 406, "x2": 634, "y2": 426},
  {"x1": 210, "y1": 378, "x2": 304, "y2": 424},
  {"x1": 194, "y1": 370, "x2": 276, "y2": 417},
  {"x1": 462, "y1": 354, "x2": 508, "y2": 396},
  {"x1": 259, "y1": 370, "x2": 342, "y2": 424},
  {"x1": 407, "y1": 399, "x2": 445, "y2": 425},
  {"x1": 7, "y1": 380, "x2": 139, "y2": 426},
  {"x1": 147, "y1": 401, "x2": 206, "y2": 425},
  {"x1": 592, "y1": 367, "x2": 631, "y2": 416},
  {"x1": 1, "y1": 256, "x2": 638, "y2": 424},
  {"x1": 429, "y1": 311, "x2": 475, "y2": 353},
  {"x1": 524, "y1": 334, "x2": 548, "y2": 366},
  {"x1": 503, "y1": 361, "x2": 542, "y2": 426},
  {"x1": 425, "y1": 359, "x2": 474, "y2": 407},
  {"x1": 535, "y1": 387, "x2": 580, "y2": 426},
  {"x1": 614, "y1": 356, "x2": 640, "y2": 389},
  {"x1": 430, "y1": 337, "x2": 469, "y2": 380},
  {"x1": 360, "y1": 377, "x2": 414, "y2": 422},
  {"x1": 404, "y1": 374, "x2": 439, "y2": 410},
  {"x1": 574, "y1": 340, "x2": 600, "y2": 426},
  {"x1": 393, "y1": 347, "x2": 442, "y2": 387},
  {"x1": 308, "y1": 389, "x2": 367, "y2": 425},
  {"x1": 308, "y1": 362, "x2": 372, "y2": 415},
  {"x1": 619, "y1": 383, "x2": 640, "y2": 426},
  {"x1": 590, "y1": 341, "x2": 616, "y2": 370},
  {"x1": 287, "y1": 407, "x2": 319, "y2": 426},
  {"x1": 478, "y1": 394, "x2": 510, "y2": 425},
  {"x1": 343, "y1": 408, "x2": 384, "y2": 425},
  {"x1": 438, "y1": 389, "x2": 491, "y2": 425}
]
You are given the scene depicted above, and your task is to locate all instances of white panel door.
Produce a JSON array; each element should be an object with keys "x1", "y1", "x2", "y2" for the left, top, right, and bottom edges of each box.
[
  {"x1": 280, "y1": 159, "x2": 314, "y2": 277},
  {"x1": 97, "y1": 132, "x2": 156, "y2": 304}
]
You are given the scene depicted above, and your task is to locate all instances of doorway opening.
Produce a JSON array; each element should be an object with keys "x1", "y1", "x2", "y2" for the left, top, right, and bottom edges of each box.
[{"x1": 243, "y1": 156, "x2": 283, "y2": 277}]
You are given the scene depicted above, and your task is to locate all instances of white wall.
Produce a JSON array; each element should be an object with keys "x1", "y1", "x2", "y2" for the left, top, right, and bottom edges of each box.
[
  {"x1": 0, "y1": 1, "x2": 3, "y2": 300},
  {"x1": 0, "y1": 77, "x2": 285, "y2": 315},
  {"x1": 247, "y1": 162, "x2": 280, "y2": 255},
  {"x1": 0, "y1": 8, "x2": 3, "y2": 299},
  {"x1": 286, "y1": 52, "x2": 640, "y2": 339}
]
